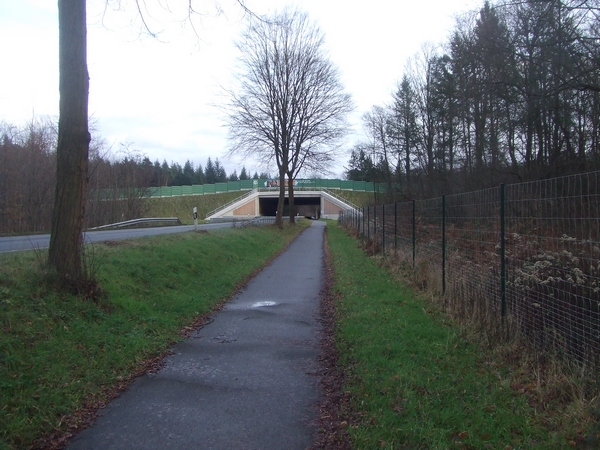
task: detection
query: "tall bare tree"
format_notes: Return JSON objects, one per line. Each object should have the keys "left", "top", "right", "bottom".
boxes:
{"left": 225, "top": 8, "right": 352, "bottom": 227}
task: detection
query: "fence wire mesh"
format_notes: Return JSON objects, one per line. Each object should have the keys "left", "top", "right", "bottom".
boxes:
{"left": 504, "top": 173, "right": 600, "bottom": 368}
{"left": 340, "top": 171, "right": 600, "bottom": 371}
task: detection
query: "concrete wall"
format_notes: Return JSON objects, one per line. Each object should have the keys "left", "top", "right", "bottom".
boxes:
{"left": 233, "top": 199, "right": 257, "bottom": 216}
{"left": 323, "top": 198, "right": 341, "bottom": 215}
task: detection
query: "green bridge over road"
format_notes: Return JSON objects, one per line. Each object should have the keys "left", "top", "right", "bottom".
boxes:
{"left": 145, "top": 179, "right": 386, "bottom": 198}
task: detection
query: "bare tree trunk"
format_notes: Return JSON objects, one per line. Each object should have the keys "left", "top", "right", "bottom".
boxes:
{"left": 287, "top": 177, "right": 296, "bottom": 224}
{"left": 275, "top": 168, "right": 285, "bottom": 229}
{"left": 48, "top": 0, "right": 90, "bottom": 285}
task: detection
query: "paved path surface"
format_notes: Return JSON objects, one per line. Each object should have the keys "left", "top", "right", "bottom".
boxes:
{"left": 67, "top": 221, "right": 326, "bottom": 450}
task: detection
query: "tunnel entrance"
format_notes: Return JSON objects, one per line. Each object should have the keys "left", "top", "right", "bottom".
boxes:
{"left": 259, "top": 196, "right": 321, "bottom": 218}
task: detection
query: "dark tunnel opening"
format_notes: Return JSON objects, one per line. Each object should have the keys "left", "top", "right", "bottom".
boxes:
{"left": 258, "top": 197, "right": 321, "bottom": 217}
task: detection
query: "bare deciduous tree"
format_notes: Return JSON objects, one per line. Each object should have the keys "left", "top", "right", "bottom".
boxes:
{"left": 225, "top": 8, "right": 353, "bottom": 227}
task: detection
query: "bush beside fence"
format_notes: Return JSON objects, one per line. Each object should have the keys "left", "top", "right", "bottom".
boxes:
{"left": 339, "top": 171, "right": 600, "bottom": 372}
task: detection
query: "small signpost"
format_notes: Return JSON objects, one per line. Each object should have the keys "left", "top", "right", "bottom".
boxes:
{"left": 193, "top": 207, "right": 198, "bottom": 231}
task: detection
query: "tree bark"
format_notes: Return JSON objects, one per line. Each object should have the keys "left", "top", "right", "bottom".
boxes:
{"left": 275, "top": 167, "right": 285, "bottom": 229}
{"left": 287, "top": 175, "right": 296, "bottom": 224}
{"left": 48, "top": 0, "right": 90, "bottom": 285}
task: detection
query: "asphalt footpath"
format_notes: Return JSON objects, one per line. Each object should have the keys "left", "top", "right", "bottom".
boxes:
{"left": 67, "top": 220, "right": 326, "bottom": 450}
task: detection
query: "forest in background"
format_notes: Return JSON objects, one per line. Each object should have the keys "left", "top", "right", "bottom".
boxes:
{"left": 347, "top": 0, "right": 600, "bottom": 200}
{"left": 0, "top": 118, "right": 270, "bottom": 235}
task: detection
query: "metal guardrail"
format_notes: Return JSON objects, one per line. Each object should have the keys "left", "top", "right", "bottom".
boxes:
{"left": 89, "top": 217, "right": 182, "bottom": 230}
{"left": 238, "top": 216, "right": 276, "bottom": 227}
{"left": 209, "top": 216, "right": 303, "bottom": 228}
{"left": 209, "top": 217, "right": 252, "bottom": 224}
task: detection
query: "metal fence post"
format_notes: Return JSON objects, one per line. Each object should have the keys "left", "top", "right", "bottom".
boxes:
{"left": 367, "top": 206, "right": 370, "bottom": 241}
{"left": 382, "top": 204, "right": 386, "bottom": 254}
{"left": 394, "top": 202, "right": 397, "bottom": 251}
{"left": 374, "top": 205, "right": 377, "bottom": 245}
{"left": 500, "top": 184, "right": 506, "bottom": 318}
{"left": 412, "top": 199, "right": 416, "bottom": 269}
{"left": 442, "top": 195, "right": 446, "bottom": 296}
{"left": 362, "top": 207, "right": 365, "bottom": 243}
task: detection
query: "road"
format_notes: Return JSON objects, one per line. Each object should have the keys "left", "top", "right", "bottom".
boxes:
{"left": 0, "top": 223, "right": 234, "bottom": 254}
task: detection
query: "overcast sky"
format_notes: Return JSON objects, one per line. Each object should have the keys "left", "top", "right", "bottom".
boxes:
{"left": 0, "top": 0, "right": 482, "bottom": 177}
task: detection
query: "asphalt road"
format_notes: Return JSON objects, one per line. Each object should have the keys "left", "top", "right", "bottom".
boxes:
{"left": 66, "top": 220, "right": 326, "bottom": 450}
{"left": 0, "top": 223, "right": 233, "bottom": 254}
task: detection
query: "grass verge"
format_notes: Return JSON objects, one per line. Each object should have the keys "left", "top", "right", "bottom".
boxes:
{"left": 144, "top": 192, "right": 243, "bottom": 224}
{"left": 326, "top": 221, "right": 599, "bottom": 449}
{"left": 0, "top": 222, "right": 308, "bottom": 450}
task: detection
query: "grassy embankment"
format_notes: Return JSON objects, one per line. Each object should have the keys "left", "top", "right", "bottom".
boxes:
{"left": 0, "top": 222, "right": 308, "bottom": 450}
{"left": 144, "top": 191, "right": 243, "bottom": 225}
{"left": 326, "top": 221, "right": 599, "bottom": 449}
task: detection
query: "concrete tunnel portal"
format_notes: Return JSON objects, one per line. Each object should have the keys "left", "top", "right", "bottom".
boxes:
{"left": 259, "top": 196, "right": 321, "bottom": 218}
{"left": 207, "top": 189, "right": 353, "bottom": 220}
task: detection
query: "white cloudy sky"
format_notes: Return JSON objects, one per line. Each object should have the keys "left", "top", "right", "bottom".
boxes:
{"left": 0, "top": 0, "right": 482, "bottom": 177}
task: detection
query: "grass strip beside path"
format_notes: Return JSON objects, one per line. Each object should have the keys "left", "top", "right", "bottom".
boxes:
{"left": 326, "top": 222, "right": 580, "bottom": 450}
{"left": 0, "top": 223, "right": 308, "bottom": 450}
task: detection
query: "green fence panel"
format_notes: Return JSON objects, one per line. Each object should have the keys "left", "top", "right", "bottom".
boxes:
{"left": 240, "top": 180, "right": 254, "bottom": 190}
{"left": 354, "top": 181, "right": 366, "bottom": 191}
{"left": 296, "top": 179, "right": 313, "bottom": 188}
{"left": 227, "top": 181, "right": 241, "bottom": 191}
{"left": 340, "top": 180, "right": 353, "bottom": 190}
{"left": 106, "top": 178, "right": 390, "bottom": 200}
{"left": 328, "top": 179, "right": 342, "bottom": 189}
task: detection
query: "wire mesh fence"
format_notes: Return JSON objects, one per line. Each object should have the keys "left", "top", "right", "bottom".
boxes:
{"left": 339, "top": 171, "right": 600, "bottom": 371}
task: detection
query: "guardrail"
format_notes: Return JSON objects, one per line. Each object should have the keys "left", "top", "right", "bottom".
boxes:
{"left": 238, "top": 216, "right": 277, "bottom": 227}
{"left": 208, "top": 216, "right": 302, "bottom": 228}
{"left": 89, "top": 217, "right": 182, "bottom": 230}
